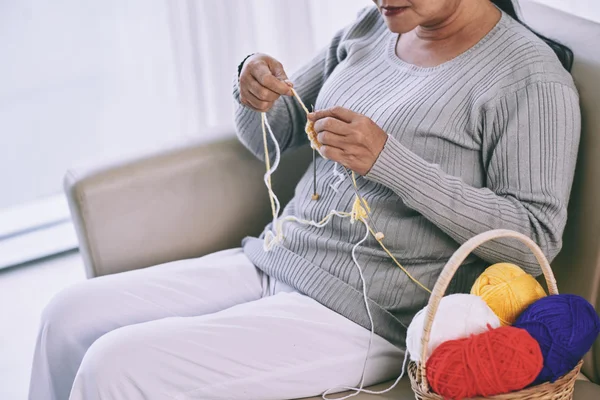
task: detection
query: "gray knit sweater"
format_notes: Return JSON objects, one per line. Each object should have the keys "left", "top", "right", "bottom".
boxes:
{"left": 232, "top": 7, "right": 580, "bottom": 347}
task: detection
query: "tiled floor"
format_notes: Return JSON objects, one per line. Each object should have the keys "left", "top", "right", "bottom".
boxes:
{"left": 0, "top": 251, "right": 85, "bottom": 400}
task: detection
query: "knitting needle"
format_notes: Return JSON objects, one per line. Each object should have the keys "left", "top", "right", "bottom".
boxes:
{"left": 311, "top": 149, "right": 320, "bottom": 200}
{"left": 310, "top": 102, "right": 320, "bottom": 201}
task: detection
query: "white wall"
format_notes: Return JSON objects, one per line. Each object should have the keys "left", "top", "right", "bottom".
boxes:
{"left": 531, "top": 0, "right": 600, "bottom": 22}
{"left": 308, "top": 0, "right": 371, "bottom": 49}
{"left": 0, "top": 0, "right": 181, "bottom": 210}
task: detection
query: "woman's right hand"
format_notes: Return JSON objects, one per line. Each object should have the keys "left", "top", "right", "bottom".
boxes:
{"left": 239, "top": 53, "right": 293, "bottom": 112}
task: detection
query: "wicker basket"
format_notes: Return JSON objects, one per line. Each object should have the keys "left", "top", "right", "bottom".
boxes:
{"left": 408, "top": 229, "right": 583, "bottom": 400}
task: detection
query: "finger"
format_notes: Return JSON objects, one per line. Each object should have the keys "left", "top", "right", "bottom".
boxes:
{"left": 317, "top": 131, "right": 347, "bottom": 149}
{"left": 241, "top": 89, "right": 271, "bottom": 112}
{"left": 252, "top": 63, "right": 292, "bottom": 96}
{"left": 308, "top": 106, "right": 356, "bottom": 123}
{"left": 247, "top": 79, "right": 279, "bottom": 102}
{"left": 313, "top": 117, "right": 350, "bottom": 136}
{"left": 242, "top": 71, "right": 279, "bottom": 102}
{"left": 319, "top": 145, "right": 346, "bottom": 164}
{"left": 259, "top": 74, "right": 292, "bottom": 96}
{"left": 269, "top": 60, "right": 294, "bottom": 93}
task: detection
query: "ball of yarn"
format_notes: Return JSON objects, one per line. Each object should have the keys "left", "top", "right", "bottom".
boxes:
{"left": 406, "top": 294, "right": 501, "bottom": 362}
{"left": 471, "top": 263, "right": 546, "bottom": 325}
{"left": 426, "top": 326, "right": 543, "bottom": 400}
{"left": 514, "top": 294, "right": 600, "bottom": 384}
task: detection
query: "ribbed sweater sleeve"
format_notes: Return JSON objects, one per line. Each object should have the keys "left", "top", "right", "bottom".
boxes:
{"left": 367, "top": 82, "right": 581, "bottom": 273}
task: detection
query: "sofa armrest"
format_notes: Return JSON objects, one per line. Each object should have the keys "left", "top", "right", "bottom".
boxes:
{"left": 64, "top": 127, "right": 311, "bottom": 278}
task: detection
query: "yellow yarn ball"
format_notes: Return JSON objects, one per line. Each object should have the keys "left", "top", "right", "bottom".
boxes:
{"left": 471, "top": 263, "right": 546, "bottom": 326}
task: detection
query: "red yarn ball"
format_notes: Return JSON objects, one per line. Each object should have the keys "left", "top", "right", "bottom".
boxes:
{"left": 426, "top": 326, "right": 543, "bottom": 400}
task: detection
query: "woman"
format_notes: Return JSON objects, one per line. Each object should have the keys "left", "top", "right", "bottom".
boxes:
{"left": 30, "top": 1, "right": 580, "bottom": 399}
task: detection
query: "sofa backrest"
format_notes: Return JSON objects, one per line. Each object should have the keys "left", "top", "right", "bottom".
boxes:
{"left": 520, "top": 0, "right": 600, "bottom": 383}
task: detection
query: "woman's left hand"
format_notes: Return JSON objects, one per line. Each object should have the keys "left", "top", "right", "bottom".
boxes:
{"left": 308, "top": 107, "right": 388, "bottom": 176}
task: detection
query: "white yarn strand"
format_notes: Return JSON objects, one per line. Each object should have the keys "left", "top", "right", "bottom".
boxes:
{"left": 330, "top": 162, "right": 346, "bottom": 193}
{"left": 262, "top": 113, "right": 283, "bottom": 250}
{"left": 321, "top": 219, "right": 409, "bottom": 400}
{"left": 323, "top": 350, "right": 410, "bottom": 399}
{"left": 259, "top": 111, "right": 407, "bottom": 399}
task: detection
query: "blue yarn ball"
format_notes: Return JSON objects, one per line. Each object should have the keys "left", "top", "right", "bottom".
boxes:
{"left": 514, "top": 294, "right": 600, "bottom": 384}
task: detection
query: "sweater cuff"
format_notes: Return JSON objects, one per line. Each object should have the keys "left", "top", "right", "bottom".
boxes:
{"left": 233, "top": 54, "right": 255, "bottom": 105}
{"left": 232, "top": 72, "right": 243, "bottom": 105}
{"left": 366, "top": 134, "right": 432, "bottom": 202}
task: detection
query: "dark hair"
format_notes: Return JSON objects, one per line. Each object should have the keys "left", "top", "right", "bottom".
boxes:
{"left": 491, "top": 0, "right": 574, "bottom": 71}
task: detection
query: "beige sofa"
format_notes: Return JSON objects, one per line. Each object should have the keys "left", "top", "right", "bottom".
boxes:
{"left": 64, "top": 1, "right": 600, "bottom": 398}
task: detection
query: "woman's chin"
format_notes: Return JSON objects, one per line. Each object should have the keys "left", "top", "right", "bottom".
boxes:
{"left": 384, "top": 20, "right": 418, "bottom": 34}
{"left": 382, "top": 14, "right": 419, "bottom": 34}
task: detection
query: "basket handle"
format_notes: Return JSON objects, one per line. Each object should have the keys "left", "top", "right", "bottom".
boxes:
{"left": 418, "top": 229, "right": 559, "bottom": 389}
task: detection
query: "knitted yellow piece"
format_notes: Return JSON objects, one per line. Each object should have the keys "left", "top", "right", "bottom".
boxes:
{"left": 305, "top": 120, "right": 321, "bottom": 150}
{"left": 351, "top": 195, "right": 370, "bottom": 223}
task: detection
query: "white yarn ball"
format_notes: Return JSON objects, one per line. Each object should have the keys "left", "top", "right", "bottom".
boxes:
{"left": 406, "top": 293, "right": 501, "bottom": 362}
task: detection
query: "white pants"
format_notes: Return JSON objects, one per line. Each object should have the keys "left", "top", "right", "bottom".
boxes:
{"left": 29, "top": 249, "right": 403, "bottom": 400}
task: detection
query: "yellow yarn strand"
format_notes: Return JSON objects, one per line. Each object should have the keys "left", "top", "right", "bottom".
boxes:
{"left": 351, "top": 171, "right": 358, "bottom": 186}
{"left": 290, "top": 88, "right": 310, "bottom": 115}
{"left": 370, "top": 225, "right": 432, "bottom": 294}
{"left": 350, "top": 172, "right": 432, "bottom": 294}
{"left": 291, "top": 87, "right": 321, "bottom": 150}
